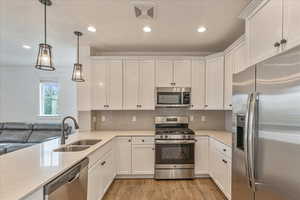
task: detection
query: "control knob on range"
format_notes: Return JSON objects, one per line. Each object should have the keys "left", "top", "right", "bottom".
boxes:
{"left": 164, "top": 135, "right": 168, "bottom": 139}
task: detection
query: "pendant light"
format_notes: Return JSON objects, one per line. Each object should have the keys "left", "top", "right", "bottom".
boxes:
{"left": 35, "top": 0, "right": 55, "bottom": 71}
{"left": 72, "top": 31, "right": 85, "bottom": 82}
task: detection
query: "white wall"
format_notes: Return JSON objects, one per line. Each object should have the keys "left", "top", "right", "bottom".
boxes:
{"left": 0, "top": 66, "right": 77, "bottom": 123}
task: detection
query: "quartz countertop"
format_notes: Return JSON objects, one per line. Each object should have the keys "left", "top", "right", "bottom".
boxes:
{"left": 0, "top": 130, "right": 231, "bottom": 200}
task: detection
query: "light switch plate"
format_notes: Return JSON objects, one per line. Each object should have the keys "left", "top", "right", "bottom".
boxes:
{"left": 132, "top": 115, "right": 137, "bottom": 122}
{"left": 189, "top": 115, "right": 194, "bottom": 122}
{"left": 201, "top": 115, "right": 206, "bottom": 122}
{"left": 101, "top": 115, "right": 106, "bottom": 122}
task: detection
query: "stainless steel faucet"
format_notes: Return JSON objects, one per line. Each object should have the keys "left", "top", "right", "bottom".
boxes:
{"left": 61, "top": 116, "right": 79, "bottom": 145}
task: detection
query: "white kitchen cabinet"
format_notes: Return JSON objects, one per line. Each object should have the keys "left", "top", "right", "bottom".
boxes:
{"left": 116, "top": 137, "right": 132, "bottom": 175}
{"left": 205, "top": 54, "right": 224, "bottom": 110}
{"left": 132, "top": 144, "right": 155, "bottom": 175}
{"left": 209, "top": 137, "right": 232, "bottom": 200}
{"left": 190, "top": 59, "right": 205, "bottom": 110}
{"left": 195, "top": 136, "right": 209, "bottom": 175}
{"left": 173, "top": 60, "right": 192, "bottom": 87}
{"left": 88, "top": 156, "right": 104, "bottom": 200}
{"left": 156, "top": 60, "right": 173, "bottom": 87}
{"left": 247, "top": 0, "right": 283, "bottom": 65}
{"left": 224, "top": 52, "right": 233, "bottom": 110}
{"left": 282, "top": 0, "right": 300, "bottom": 51}
{"left": 123, "top": 59, "right": 155, "bottom": 110}
{"left": 91, "top": 59, "right": 123, "bottom": 110}
{"left": 156, "top": 59, "right": 191, "bottom": 87}
{"left": 22, "top": 188, "right": 43, "bottom": 200}
{"left": 233, "top": 41, "right": 247, "bottom": 74}
{"left": 88, "top": 149, "right": 115, "bottom": 200}
{"left": 123, "top": 60, "right": 139, "bottom": 110}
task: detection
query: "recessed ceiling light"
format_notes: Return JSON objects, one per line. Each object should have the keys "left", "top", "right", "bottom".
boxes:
{"left": 22, "top": 45, "right": 31, "bottom": 49}
{"left": 143, "top": 26, "right": 152, "bottom": 33}
{"left": 197, "top": 26, "right": 207, "bottom": 33}
{"left": 87, "top": 26, "right": 97, "bottom": 32}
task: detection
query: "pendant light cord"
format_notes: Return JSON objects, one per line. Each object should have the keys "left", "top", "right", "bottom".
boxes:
{"left": 77, "top": 35, "right": 80, "bottom": 63}
{"left": 44, "top": 2, "right": 47, "bottom": 44}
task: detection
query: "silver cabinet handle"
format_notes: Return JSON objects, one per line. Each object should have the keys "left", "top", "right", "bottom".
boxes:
{"left": 101, "top": 161, "right": 106, "bottom": 166}
{"left": 280, "top": 39, "right": 287, "bottom": 45}
{"left": 274, "top": 42, "right": 280, "bottom": 48}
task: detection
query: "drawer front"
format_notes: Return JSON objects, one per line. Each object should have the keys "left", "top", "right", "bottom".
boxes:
{"left": 211, "top": 138, "right": 232, "bottom": 158}
{"left": 132, "top": 136, "right": 154, "bottom": 144}
{"left": 88, "top": 139, "right": 114, "bottom": 168}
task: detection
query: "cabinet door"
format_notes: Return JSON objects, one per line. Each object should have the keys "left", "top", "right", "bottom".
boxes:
{"left": 233, "top": 41, "right": 247, "bottom": 74}
{"left": 224, "top": 52, "right": 233, "bottom": 110}
{"left": 283, "top": 0, "right": 300, "bottom": 51}
{"left": 101, "top": 150, "right": 115, "bottom": 196}
{"left": 156, "top": 60, "right": 173, "bottom": 87}
{"left": 191, "top": 60, "right": 205, "bottom": 110}
{"left": 205, "top": 56, "right": 224, "bottom": 110}
{"left": 248, "top": 0, "right": 283, "bottom": 65}
{"left": 173, "top": 60, "right": 192, "bottom": 87}
{"left": 88, "top": 159, "right": 103, "bottom": 200}
{"left": 139, "top": 60, "right": 155, "bottom": 110}
{"left": 195, "top": 136, "right": 209, "bottom": 174}
{"left": 116, "top": 137, "right": 132, "bottom": 175}
{"left": 209, "top": 138, "right": 217, "bottom": 179}
{"left": 91, "top": 60, "right": 108, "bottom": 110}
{"left": 132, "top": 144, "right": 155, "bottom": 175}
{"left": 123, "top": 60, "right": 139, "bottom": 110}
{"left": 107, "top": 60, "right": 123, "bottom": 110}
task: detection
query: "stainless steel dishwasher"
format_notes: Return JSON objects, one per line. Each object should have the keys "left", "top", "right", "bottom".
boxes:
{"left": 44, "top": 158, "right": 89, "bottom": 200}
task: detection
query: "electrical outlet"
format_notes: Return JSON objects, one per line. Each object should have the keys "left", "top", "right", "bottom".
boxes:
{"left": 132, "top": 115, "right": 137, "bottom": 122}
{"left": 92, "top": 116, "right": 97, "bottom": 123}
{"left": 189, "top": 115, "right": 194, "bottom": 122}
{"left": 101, "top": 115, "right": 106, "bottom": 122}
{"left": 201, "top": 115, "right": 206, "bottom": 122}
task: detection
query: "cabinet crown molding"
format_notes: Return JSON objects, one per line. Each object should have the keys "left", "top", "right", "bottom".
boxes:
{"left": 239, "top": 0, "right": 265, "bottom": 19}
{"left": 205, "top": 52, "right": 224, "bottom": 60}
{"left": 224, "top": 35, "right": 246, "bottom": 55}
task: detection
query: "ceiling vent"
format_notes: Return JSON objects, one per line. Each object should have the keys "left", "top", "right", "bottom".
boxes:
{"left": 130, "top": 1, "right": 156, "bottom": 20}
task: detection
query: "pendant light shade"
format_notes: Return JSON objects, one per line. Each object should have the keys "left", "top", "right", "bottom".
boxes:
{"left": 35, "top": 0, "right": 55, "bottom": 71}
{"left": 72, "top": 31, "right": 85, "bottom": 82}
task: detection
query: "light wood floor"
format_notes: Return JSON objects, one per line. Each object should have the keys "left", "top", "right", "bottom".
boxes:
{"left": 103, "top": 178, "right": 227, "bottom": 200}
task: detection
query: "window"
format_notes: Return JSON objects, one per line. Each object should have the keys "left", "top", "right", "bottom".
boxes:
{"left": 39, "top": 81, "right": 60, "bottom": 116}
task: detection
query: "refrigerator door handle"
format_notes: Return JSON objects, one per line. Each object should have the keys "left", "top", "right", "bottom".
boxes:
{"left": 248, "top": 92, "right": 258, "bottom": 192}
{"left": 244, "top": 93, "right": 253, "bottom": 188}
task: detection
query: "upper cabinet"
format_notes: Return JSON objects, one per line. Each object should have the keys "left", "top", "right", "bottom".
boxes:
{"left": 247, "top": 0, "right": 283, "bottom": 66}
{"left": 91, "top": 59, "right": 123, "bottom": 110}
{"left": 156, "top": 59, "right": 191, "bottom": 87}
{"left": 123, "top": 59, "right": 155, "bottom": 110}
{"left": 246, "top": 0, "right": 300, "bottom": 66}
{"left": 205, "top": 54, "right": 224, "bottom": 110}
{"left": 224, "top": 51, "right": 233, "bottom": 110}
{"left": 282, "top": 0, "right": 300, "bottom": 51}
{"left": 190, "top": 59, "right": 205, "bottom": 110}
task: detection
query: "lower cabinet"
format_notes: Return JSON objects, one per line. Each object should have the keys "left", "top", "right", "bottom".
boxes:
{"left": 132, "top": 144, "right": 155, "bottom": 175}
{"left": 209, "top": 138, "right": 232, "bottom": 199}
{"left": 116, "top": 137, "right": 132, "bottom": 175}
{"left": 195, "top": 136, "right": 209, "bottom": 175}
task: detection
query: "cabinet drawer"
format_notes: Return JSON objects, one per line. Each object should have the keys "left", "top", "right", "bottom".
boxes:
{"left": 88, "top": 139, "right": 114, "bottom": 168}
{"left": 132, "top": 136, "right": 154, "bottom": 144}
{"left": 211, "top": 138, "right": 231, "bottom": 158}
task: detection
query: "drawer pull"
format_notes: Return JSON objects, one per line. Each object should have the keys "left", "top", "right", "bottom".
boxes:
{"left": 128, "top": 139, "right": 131, "bottom": 142}
{"left": 274, "top": 42, "right": 280, "bottom": 48}
{"left": 280, "top": 39, "right": 287, "bottom": 45}
{"left": 222, "top": 159, "right": 228, "bottom": 164}
{"left": 142, "top": 139, "right": 145, "bottom": 142}
{"left": 223, "top": 149, "right": 226, "bottom": 152}
{"left": 101, "top": 161, "right": 106, "bottom": 166}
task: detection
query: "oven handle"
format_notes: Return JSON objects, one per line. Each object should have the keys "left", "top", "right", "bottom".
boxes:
{"left": 155, "top": 140, "right": 196, "bottom": 144}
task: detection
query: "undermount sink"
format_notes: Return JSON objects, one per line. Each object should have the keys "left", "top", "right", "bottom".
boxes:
{"left": 70, "top": 139, "right": 102, "bottom": 146}
{"left": 53, "top": 145, "right": 90, "bottom": 152}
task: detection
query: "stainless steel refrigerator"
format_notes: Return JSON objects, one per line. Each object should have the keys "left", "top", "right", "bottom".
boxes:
{"left": 232, "top": 45, "right": 300, "bottom": 200}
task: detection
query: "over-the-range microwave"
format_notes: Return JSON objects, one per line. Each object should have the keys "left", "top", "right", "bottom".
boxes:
{"left": 155, "top": 87, "right": 191, "bottom": 108}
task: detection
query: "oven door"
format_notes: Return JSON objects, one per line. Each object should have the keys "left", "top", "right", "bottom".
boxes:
{"left": 155, "top": 140, "right": 195, "bottom": 167}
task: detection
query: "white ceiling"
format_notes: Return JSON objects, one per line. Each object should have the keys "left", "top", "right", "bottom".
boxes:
{"left": 0, "top": 0, "right": 250, "bottom": 67}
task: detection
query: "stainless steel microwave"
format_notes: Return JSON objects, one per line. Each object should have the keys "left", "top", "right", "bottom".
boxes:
{"left": 156, "top": 87, "right": 191, "bottom": 107}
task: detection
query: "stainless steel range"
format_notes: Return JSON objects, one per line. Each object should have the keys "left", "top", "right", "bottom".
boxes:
{"left": 154, "top": 116, "right": 195, "bottom": 179}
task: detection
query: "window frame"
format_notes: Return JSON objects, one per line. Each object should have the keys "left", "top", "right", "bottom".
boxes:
{"left": 39, "top": 80, "right": 60, "bottom": 117}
